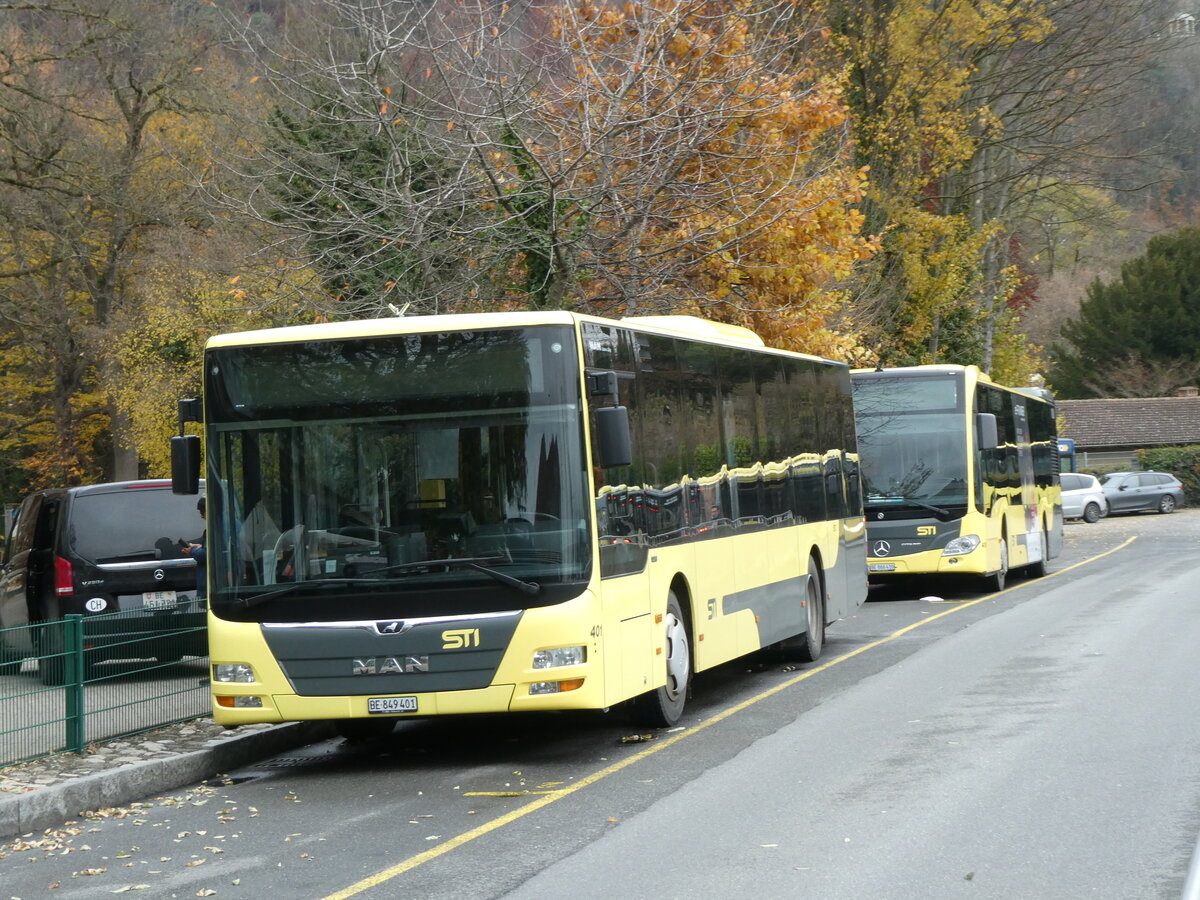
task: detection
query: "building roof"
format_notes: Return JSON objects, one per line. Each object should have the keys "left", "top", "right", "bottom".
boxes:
{"left": 1058, "top": 396, "right": 1200, "bottom": 449}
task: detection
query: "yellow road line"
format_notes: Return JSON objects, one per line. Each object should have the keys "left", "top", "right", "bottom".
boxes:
{"left": 321, "top": 537, "right": 1135, "bottom": 900}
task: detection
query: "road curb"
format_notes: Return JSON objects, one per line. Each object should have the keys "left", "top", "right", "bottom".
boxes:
{"left": 0, "top": 720, "right": 336, "bottom": 842}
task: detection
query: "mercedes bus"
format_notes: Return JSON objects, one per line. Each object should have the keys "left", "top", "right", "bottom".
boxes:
{"left": 851, "top": 365, "right": 1062, "bottom": 591}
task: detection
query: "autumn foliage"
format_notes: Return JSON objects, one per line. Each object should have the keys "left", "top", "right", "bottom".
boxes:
{"left": 529, "top": 0, "right": 878, "bottom": 357}
{"left": 0, "top": 0, "right": 1183, "bottom": 494}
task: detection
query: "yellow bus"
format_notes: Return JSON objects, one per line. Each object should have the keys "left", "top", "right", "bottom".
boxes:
{"left": 850, "top": 365, "right": 1062, "bottom": 591}
{"left": 172, "top": 312, "right": 866, "bottom": 739}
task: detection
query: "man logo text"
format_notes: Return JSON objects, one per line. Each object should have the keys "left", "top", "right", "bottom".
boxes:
{"left": 352, "top": 657, "right": 430, "bottom": 675}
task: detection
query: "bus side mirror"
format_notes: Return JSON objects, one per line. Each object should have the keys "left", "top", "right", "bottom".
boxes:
{"left": 594, "top": 406, "right": 632, "bottom": 469}
{"left": 976, "top": 413, "right": 998, "bottom": 451}
{"left": 171, "top": 435, "right": 202, "bottom": 494}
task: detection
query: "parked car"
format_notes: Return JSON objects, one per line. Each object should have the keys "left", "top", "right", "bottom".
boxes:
{"left": 1060, "top": 472, "right": 1108, "bottom": 523}
{"left": 1100, "top": 471, "right": 1186, "bottom": 515}
{"left": 0, "top": 480, "right": 206, "bottom": 683}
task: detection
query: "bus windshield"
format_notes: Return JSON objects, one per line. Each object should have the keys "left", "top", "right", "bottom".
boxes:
{"left": 852, "top": 373, "right": 969, "bottom": 510}
{"left": 203, "top": 326, "right": 591, "bottom": 620}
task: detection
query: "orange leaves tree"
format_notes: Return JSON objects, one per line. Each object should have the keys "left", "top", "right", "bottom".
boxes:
{"left": 529, "top": 0, "right": 877, "bottom": 357}
{"left": 235, "top": 0, "right": 875, "bottom": 357}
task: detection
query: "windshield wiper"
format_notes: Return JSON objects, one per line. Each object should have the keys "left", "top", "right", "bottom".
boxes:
{"left": 864, "top": 495, "right": 953, "bottom": 520}
{"left": 225, "top": 558, "right": 541, "bottom": 610}
{"left": 364, "top": 557, "right": 541, "bottom": 596}
{"left": 226, "top": 578, "right": 382, "bottom": 610}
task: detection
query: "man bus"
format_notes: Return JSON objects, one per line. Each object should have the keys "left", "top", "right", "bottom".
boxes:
{"left": 851, "top": 365, "right": 1062, "bottom": 592}
{"left": 172, "top": 311, "right": 866, "bottom": 739}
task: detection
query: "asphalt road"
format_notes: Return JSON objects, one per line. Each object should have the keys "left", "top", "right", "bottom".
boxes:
{"left": 2, "top": 509, "right": 1198, "bottom": 900}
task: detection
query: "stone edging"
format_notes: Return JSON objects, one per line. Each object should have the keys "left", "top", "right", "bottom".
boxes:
{"left": 0, "top": 720, "right": 336, "bottom": 841}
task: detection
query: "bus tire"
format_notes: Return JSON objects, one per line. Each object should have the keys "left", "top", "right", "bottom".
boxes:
{"left": 793, "top": 558, "right": 824, "bottom": 663}
{"left": 630, "top": 590, "right": 690, "bottom": 728}
{"left": 336, "top": 718, "right": 396, "bottom": 742}
{"left": 983, "top": 537, "right": 1008, "bottom": 593}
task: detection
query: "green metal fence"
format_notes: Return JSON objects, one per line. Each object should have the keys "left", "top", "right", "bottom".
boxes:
{"left": 0, "top": 611, "right": 210, "bottom": 768}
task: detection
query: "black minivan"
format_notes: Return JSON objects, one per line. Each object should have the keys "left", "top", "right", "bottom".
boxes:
{"left": 0, "top": 480, "right": 207, "bottom": 683}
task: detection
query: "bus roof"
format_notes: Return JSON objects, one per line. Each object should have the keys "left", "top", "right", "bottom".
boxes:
{"left": 204, "top": 311, "right": 841, "bottom": 365}
{"left": 852, "top": 363, "right": 981, "bottom": 378}
{"left": 852, "top": 364, "right": 1054, "bottom": 402}
{"left": 205, "top": 310, "right": 580, "bottom": 349}
{"left": 619, "top": 315, "right": 764, "bottom": 347}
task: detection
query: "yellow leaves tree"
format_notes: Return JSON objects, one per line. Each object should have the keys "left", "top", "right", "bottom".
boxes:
{"left": 815, "top": 0, "right": 1052, "bottom": 373}
{"left": 110, "top": 242, "right": 322, "bottom": 477}
{"left": 0, "top": 2, "right": 316, "bottom": 490}
{"left": 818, "top": 0, "right": 1163, "bottom": 383}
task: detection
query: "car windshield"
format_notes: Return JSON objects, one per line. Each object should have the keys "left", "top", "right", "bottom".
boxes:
{"left": 203, "top": 326, "right": 591, "bottom": 621}
{"left": 69, "top": 486, "right": 206, "bottom": 563}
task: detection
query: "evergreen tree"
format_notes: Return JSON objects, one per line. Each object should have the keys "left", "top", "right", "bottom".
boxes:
{"left": 1049, "top": 227, "right": 1200, "bottom": 398}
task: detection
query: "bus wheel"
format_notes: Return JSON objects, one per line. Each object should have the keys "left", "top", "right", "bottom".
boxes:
{"left": 983, "top": 538, "right": 1008, "bottom": 593}
{"left": 791, "top": 558, "right": 824, "bottom": 663}
{"left": 336, "top": 718, "right": 396, "bottom": 742}
{"left": 630, "top": 591, "right": 690, "bottom": 728}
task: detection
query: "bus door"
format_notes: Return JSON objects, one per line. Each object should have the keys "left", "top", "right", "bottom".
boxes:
{"left": 595, "top": 485, "right": 654, "bottom": 704}
{"left": 1012, "top": 400, "right": 1042, "bottom": 564}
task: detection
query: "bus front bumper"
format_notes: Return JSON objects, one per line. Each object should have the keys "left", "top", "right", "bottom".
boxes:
{"left": 867, "top": 542, "right": 992, "bottom": 578}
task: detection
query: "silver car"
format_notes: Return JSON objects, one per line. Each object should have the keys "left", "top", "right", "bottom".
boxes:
{"left": 1060, "top": 472, "right": 1108, "bottom": 523}
{"left": 1100, "top": 471, "right": 1186, "bottom": 515}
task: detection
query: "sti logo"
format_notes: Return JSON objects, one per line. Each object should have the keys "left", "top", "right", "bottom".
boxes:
{"left": 442, "top": 628, "right": 481, "bottom": 650}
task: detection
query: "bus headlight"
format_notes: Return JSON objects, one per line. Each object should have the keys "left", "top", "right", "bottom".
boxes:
{"left": 942, "top": 535, "right": 981, "bottom": 556}
{"left": 213, "top": 663, "right": 256, "bottom": 683}
{"left": 533, "top": 646, "right": 586, "bottom": 669}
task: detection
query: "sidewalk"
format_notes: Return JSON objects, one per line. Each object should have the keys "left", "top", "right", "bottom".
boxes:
{"left": 0, "top": 717, "right": 336, "bottom": 842}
